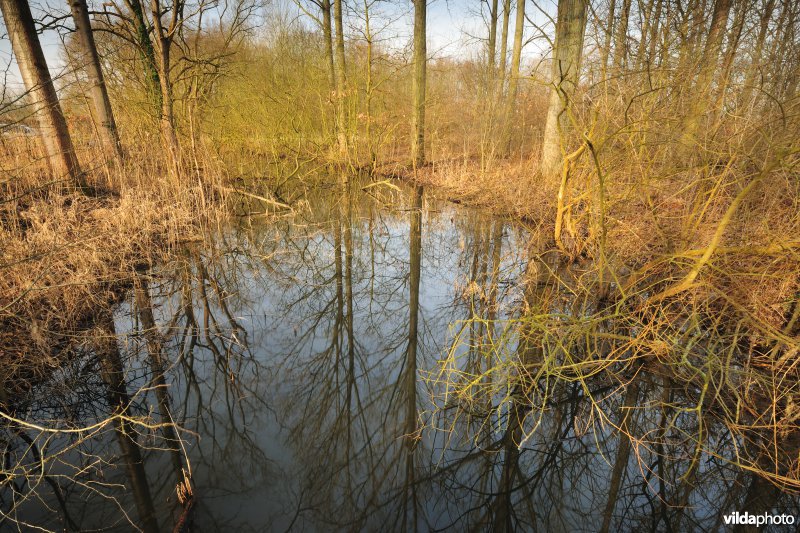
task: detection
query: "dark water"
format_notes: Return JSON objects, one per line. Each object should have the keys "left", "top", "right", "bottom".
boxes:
{"left": 4, "top": 179, "right": 800, "bottom": 532}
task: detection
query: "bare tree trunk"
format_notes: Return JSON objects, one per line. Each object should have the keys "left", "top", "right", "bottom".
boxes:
{"left": 126, "top": 0, "right": 162, "bottom": 114}
{"left": 321, "top": 0, "right": 336, "bottom": 88}
{"left": 69, "top": 0, "right": 123, "bottom": 163}
{"left": 681, "top": 0, "right": 731, "bottom": 146}
{"left": 0, "top": 0, "right": 84, "bottom": 188}
{"left": 740, "top": 0, "right": 777, "bottom": 107}
{"left": 150, "top": 0, "right": 180, "bottom": 165}
{"left": 488, "top": 0, "right": 499, "bottom": 79}
{"left": 612, "top": 0, "right": 631, "bottom": 69}
{"left": 498, "top": 0, "right": 511, "bottom": 90}
{"left": 714, "top": 0, "right": 746, "bottom": 110}
{"left": 645, "top": 0, "right": 664, "bottom": 69}
{"left": 96, "top": 313, "right": 160, "bottom": 533}
{"left": 540, "top": 0, "right": 587, "bottom": 180}
{"left": 601, "top": 0, "right": 616, "bottom": 76}
{"left": 411, "top": 0, "right": 427, "bottom": 167}
{"left": 501, "top": 0, "right": 525, "bottom": 154}
{"left": 333, "top": 0, "right": 348, "bottom": 157}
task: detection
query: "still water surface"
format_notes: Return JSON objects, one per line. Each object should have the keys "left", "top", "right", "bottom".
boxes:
{"left": 6, "top": 179, "right": 800, "bottom": 531}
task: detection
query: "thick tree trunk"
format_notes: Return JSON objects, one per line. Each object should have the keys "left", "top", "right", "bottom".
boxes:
{"left": 540, "top": 0, "right": 587, "bottom": 180}
{"left": 411, "top": 0, "right": 426, "bottom": 167}
{"left": 1, "top": 0, "right": 84, "bottom": 187}
{"left": 69, "top": 0, "right": 123, "bottom": 163}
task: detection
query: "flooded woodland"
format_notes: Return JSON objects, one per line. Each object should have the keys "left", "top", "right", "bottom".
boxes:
{"left": 2, "top": 0, "right": 800, "bottom": 531}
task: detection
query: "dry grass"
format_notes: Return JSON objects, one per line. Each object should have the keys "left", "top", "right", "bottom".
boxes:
{"left": 0, "top": 141, "right": 228, "bottom": 394}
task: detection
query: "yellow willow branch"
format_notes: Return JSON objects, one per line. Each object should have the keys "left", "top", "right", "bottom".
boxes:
{"left": 651, "top": 155, "right": 790, "bottom": 302}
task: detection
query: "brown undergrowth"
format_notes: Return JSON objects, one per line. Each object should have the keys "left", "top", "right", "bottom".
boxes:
{"left": 0, "top": 150, "right": 227, "bottom": 396}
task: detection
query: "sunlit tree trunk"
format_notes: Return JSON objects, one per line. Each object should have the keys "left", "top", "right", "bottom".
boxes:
{"left": 500, "top": 0, "right": 524, "bottom": 154}
{"left": 540, "top": 0, "right": 587, "bottom": 180}
{"left": 126, "top": 0, "right": 162, "bottom": 114}
{"left": 612, "top": 0, "right": 631, "bottom": 69}
{"left": 333, "top": 0, "right": 348, "bottom": 157}
{"left": 150, "top": 0, "right": 180, "bottom": 164}
{"left": 411, "top": 0, "right": 427, "bottom": 167}
{"left": 645, "top": 0, "right": 664, "bottom": 70}
{"left": 0, "top": 0, "right": 84, "bottom": 188}
{"left": 363, "top": 0, "right": 376, "bottom": 167}
{"left": 488, "top": 0, "right": 499, "bottom": 80}
{"left": 740, "top": 0, "right": 777, "bottom": 107}
{"left": 69, "top": 0, "right": 123, "bottom": 163}
{"left": 497, "top": 0, "right": 511, "bottom": 91}
{"left": 713, "top": 0, "right": 746, "bottom": 110}
{"left": 681, "top": 0, "right": 731, "bottom": 146}
{"left": 600, "top": 0, "right": 616, "bottom": 76}
{"left": 321, "top": 0, "right": 335, "bottom": 88}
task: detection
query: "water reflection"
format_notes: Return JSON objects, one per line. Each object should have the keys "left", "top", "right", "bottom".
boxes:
{"left": 3, "top": 177, "right": 799, "bottom": 531}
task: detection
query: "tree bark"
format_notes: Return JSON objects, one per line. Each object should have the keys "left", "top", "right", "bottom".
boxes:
{"left": 501, "top": 0, "right": 525, "bottom": 154}
{"left": 333, "top": 0, "right": 348, "bottom": 156}
{"left": 681, "top": 0, "right": 731, "bottom": 146}
{"left": 411, "top": 0, "right": 427, "bottom": 167}
{"left": 612, "top": 0, "right": 631, "bottom": 70}
{"left": 126, "top": 0, "right": 162, "bottom": 114}
{"left": 540, "top": 0, "right": 587, "bottom": 179}
{"left": 600, "top": 0, "right": 616, "bottom": 76}
{"left": 69, "top": 0, "right": 123, "bottom": 163}
{"left": 0, "top": 0, "right": 84, "bottom": 188}
{"left": 321, "top": 0, "right": 335, "bottom": 88}
{"left": 488, "top": 0, "right": 499, "bottom": 79}
{"left": 149, "top": 0, "right": 180, "bottom": 166}
{"left": 498, "top": 0, "right": 511, "bottom": 91}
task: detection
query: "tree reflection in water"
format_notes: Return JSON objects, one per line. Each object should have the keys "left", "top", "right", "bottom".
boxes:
{"left": 3, "top": 177, "right": 800, "bottom": 531}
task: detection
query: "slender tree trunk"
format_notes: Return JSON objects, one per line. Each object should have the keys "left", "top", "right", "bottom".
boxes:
{"left": 0, "top": 0, "right": 84, "bottom": 188}
{"left": 540, "top": 0, "right": 587, "bottom": 179}
{"left": 321, "top": 0, "right": 335, "bottom": 88}
{"left": 134, "top": 275, "right": 183, "bottom": 475}
{"left": 96, "top": 314, "right": 160, "bottom": 533}
{"left": 645, "top": 0, "right": 664, "bottom": 70}
{"left": 599, "top": 381, "right": 640, "bottom": 533}
{"left": 488, "top": 0, "right": 499, "bottom": 80}
{"left": 333, "top": 0, "right": 348, "bottom": 157}
{"left": 411, "top": 0, "right": 427, "bottom": 167}
{"left": 601, "top": 0, "right": 616, "bottom": 76}
{"left": 69, "top": 0, "right": 123, "bottom": 163}
{"left": 498, "top": 0, "right": 511, "bottom": 90}
{"left": 741, "top": 0, "right": 776, "bottom": 107}
{"left": 126, "top": 0, "right": 161, "bottom": 114}
{"left": 149, "top": 1, "right": 180, "bottom": 168}
{"left": 612, "top": 0, "right": 631, "bottom": 69}
{"left": 681, "top": 0, "right": 731, "bottom": 146}
{"left": 501, "top": 0, "right": 525, "bottom": 155}
{"left": 714, "top": 0, "right": 746, "bottom": 110}
{"left": 363, "top": 0, "right": 376, "bottom": 167}
{"left": 402, "top": 184, "right": 422, "bottom": 530}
